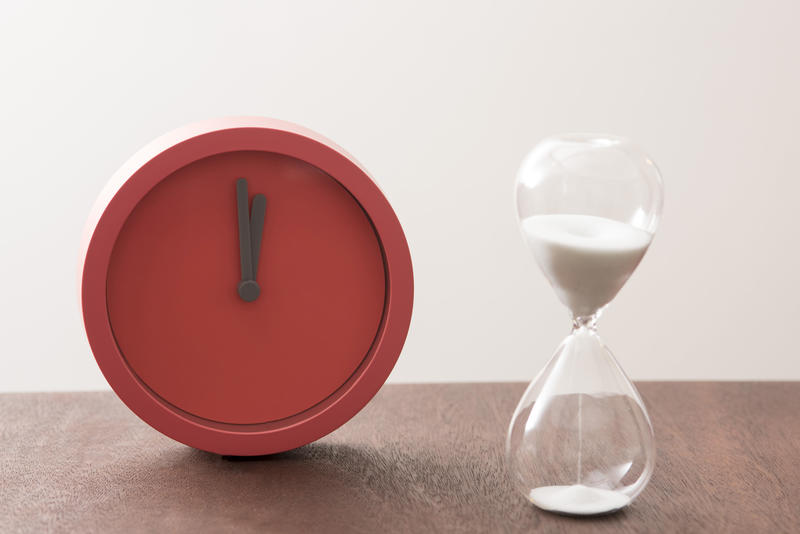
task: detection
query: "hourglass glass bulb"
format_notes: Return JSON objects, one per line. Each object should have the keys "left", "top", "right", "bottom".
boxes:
{"left": 505, "top": 325, "right": 655, "bottom": 515}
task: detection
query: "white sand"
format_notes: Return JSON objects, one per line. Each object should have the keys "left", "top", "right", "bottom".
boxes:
{"left": 529, "top": 484, "right": 631, "bottom": 515}
{"left": 521, "top": 214, "right": 652, "bottom": 317}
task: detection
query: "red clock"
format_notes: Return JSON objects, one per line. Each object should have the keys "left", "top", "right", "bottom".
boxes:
{"left": 80, "top": 117, "right": 413, "bottom": 455}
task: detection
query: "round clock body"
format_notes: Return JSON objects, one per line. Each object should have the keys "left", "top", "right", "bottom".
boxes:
{"left": 80, "top": 117, "right": 413, "bottom": 455}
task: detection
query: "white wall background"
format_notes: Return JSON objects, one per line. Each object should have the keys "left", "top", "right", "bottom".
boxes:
{"left": 1, "top": 0, "right": 799, "bottom": 392}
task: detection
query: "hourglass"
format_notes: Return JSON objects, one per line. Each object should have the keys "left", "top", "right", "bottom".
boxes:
{"left": 506, "top": 134, "right": 663, "bottom": 515}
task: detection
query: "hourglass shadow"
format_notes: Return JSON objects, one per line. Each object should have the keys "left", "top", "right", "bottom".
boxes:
{"left": 540, "top": 505, "right": 630, "bottom": 519}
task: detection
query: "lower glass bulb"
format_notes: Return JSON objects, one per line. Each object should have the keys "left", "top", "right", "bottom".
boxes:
{"left": 505, "top": 324, "right": 655, "bottom": 515}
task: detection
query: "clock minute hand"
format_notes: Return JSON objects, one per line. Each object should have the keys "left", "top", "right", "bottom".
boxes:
{"left": 236, "top": 178, "right": 260, "bottom": 302}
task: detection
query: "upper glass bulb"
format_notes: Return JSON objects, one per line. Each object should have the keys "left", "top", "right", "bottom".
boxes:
{"left": 516, "top": 134, "right": 664, "bottom": 319}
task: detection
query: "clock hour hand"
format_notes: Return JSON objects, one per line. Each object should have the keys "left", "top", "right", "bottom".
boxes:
{"left": 236, "top": 178, "right": 261, "bottom": 302}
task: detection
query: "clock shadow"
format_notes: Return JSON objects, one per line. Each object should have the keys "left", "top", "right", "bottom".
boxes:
{"left": 99, "top": 440, "right": 627, "bottom": 532}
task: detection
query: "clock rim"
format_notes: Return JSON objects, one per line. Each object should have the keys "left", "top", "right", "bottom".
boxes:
{"left": 80, "top": 117, "right": 413, "bottom": 455}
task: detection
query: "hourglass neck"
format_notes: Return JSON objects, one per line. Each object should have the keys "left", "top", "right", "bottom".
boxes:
{"left": 572, "top": 311, "right": 601, "bottom": 331}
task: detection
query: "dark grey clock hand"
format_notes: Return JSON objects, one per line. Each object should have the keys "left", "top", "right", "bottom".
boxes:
{"left": 236, "top": 178, "right": 260, "bottom": 302}
{"left": 249, "top": 194, "right": 266, "bottom": 276}
{"left": 236, "top": 178, "right": 254, "bottom": 282}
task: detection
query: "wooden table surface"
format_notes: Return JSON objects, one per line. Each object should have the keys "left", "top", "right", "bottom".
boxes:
{"left": 1, "top": 383, "right": 798, "bottom": 533}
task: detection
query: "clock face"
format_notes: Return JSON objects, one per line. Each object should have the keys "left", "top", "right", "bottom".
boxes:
{"left": 106, "top": 151, "right": 386, "bottom": 424}
{"left": 81, "top": 118, "right": 413, "bottom": 454}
